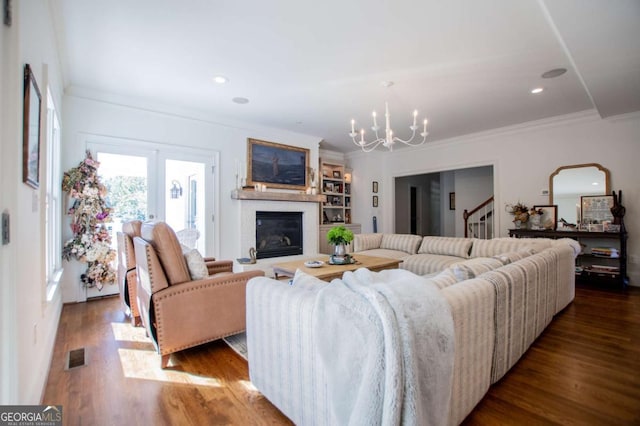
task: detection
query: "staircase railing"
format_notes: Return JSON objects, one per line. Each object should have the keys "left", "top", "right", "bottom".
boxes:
{"left": 463, "top": 196, "right": 494, "bottom": 238}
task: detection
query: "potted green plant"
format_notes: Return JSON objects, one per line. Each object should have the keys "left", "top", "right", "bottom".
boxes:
{"left": 327, "top": 225, "right": 354, "bottom": 263}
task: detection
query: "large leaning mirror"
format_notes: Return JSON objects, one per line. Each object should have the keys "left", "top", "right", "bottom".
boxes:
{"left": 549, "top": 163, "right": 610, "bottom": 225}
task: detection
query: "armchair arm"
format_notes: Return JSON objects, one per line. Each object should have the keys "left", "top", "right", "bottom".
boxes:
{"left": 205, "top": 259, "right": 233, "bottom": 275}
{"left": 151, "top": 270, "right": 264, "bottom": 357}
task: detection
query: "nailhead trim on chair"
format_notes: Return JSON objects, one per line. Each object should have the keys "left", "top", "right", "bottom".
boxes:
{"left": 154, "top": 277, "right": 251, "bottom": 355}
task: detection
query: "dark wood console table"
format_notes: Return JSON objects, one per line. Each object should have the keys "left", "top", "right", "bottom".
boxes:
{"left": 509, "top": 228, "right": 628, "bottom": 288}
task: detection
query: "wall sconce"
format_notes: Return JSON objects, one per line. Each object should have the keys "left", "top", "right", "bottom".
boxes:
{"left": 170, "top": 180, "right": 183, "bottom": 199}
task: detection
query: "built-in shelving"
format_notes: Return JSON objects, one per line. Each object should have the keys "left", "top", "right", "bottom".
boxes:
{"left": 319, "top": 161, "right": 352, "bottom": 224}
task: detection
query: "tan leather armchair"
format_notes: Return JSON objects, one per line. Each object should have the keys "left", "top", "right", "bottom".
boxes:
{"left": 133, "top": 221, "right": 264, "bottom": 368}
{"left": 116, "top": 220, "right": 143, "bottom": 326}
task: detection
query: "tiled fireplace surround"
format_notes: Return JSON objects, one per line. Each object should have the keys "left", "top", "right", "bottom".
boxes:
{"left": 236, "top": 198, "right": 319, "bottom": 276}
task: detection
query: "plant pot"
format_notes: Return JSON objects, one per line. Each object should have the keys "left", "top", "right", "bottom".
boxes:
{"left": 333, "top": 243, "right": 347, "bottom": 259}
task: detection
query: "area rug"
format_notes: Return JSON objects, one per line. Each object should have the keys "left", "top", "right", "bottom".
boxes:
{"left": 223, "top": 332, "right": 247, "bottom": 360}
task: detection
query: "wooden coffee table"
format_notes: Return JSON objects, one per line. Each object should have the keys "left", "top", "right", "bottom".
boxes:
{"left": 272, "top": 254, "right": 402, "bottom": 282}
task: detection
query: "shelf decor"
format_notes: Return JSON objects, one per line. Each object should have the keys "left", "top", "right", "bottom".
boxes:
{"left": 62, "top": 151, "right": 116, "bottom": 290}
{"left": 581, "top": 195, "right": 614, "bottom": 226}
{"left": 533, "top": 205, "right": 558, "bottom": 230}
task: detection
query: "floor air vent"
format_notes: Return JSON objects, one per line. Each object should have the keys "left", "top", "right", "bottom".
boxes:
{"left": 66, "top": 347, "right": 86, "bottom": 369}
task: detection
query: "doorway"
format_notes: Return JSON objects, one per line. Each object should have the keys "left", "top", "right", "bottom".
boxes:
{"left": 85, "top": 140, "right": 218, "bottom": 299}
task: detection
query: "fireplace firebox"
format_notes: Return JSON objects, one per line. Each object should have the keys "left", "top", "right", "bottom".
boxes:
{"left": 255, "top": 211, "right": 303, "bottom": 259}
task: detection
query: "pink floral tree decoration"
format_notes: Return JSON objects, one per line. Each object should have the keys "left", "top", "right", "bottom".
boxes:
{"left": 62, "top": 151, "right": 116, "bottom": 290}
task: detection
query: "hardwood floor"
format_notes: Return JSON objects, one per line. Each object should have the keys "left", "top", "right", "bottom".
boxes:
{"left": 43, "top": 285, "right": 640, "bottom": 425}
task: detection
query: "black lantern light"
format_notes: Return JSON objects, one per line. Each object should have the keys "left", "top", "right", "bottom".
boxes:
{"left": 170, "top": 180, "right": 183, "bottom": 199}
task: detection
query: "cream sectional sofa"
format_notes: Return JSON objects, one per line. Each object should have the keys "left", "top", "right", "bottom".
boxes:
{"left": 246, "top": 236, "right": 580, "bottom": 425}
{"left": 354, "top": 233, "right": 566, "bottom": 276}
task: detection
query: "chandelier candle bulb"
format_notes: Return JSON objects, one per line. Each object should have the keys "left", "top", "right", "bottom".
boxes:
{"left": 351, "top": 119, "right": 355, "bottom": 133}
{"left": 413, "top": 110, "right": 418, "bottom": 127}
{"left": 423, "top": 119, "right": 427, "bottom": 133}
{"left": 373, "top": 111, "right": 378, "bottom": 127}
{"left": 385, "top": 102, "right": 390, "bottom": 130}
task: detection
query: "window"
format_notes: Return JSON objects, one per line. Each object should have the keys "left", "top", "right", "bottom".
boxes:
{"left": 45, "top": 90, "right": 62, "bottom": 301}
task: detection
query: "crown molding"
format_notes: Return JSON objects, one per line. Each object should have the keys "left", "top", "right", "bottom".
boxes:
{"left": 345, "top": 109, "right": 604, "bottom": 161}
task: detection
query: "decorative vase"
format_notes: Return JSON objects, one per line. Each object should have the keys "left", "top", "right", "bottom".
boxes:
{"left": 333, "top": 243, "right": 347, "bottom": 259}
{"left": 514, "top": 220, "right": 522, "bottom": 229}
{"left": 529, "top": 214, "right": 541, "bottom": 230}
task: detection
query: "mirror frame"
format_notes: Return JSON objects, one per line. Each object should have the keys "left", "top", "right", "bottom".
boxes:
{"left": 548, "top": 163, "right": 611, "bottom": 205}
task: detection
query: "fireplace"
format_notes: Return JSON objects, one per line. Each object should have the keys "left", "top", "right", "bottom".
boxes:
{"left": 255, "top": 211, "right": 303, "bottom": 259}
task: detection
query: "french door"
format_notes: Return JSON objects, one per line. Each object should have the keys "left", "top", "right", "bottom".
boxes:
{"left": 86, "top": 139, "right": 219, "bottom": 295}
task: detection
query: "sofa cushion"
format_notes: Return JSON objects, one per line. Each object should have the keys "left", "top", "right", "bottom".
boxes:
{"left": 401, "top": 254, "right": 462, "bottom": 276}
{"left": 380, "top": 234, "right": 423, "bottom": 255}
{"left": 418, "top": 236, "right": 474, "bottom": 259}
{"left": 427, "top": 269, "right": 460, "bottom": 290}
{"left": 353, "top": 233, "right": 384, "bottom": 252}
{"left": 492, "top": 249, "right": 535, "bottom": 265}
{"left": 355, "top": 248, "right": 412, "bottom": 261}
{"left": 450, "top": 257, "right": 505, "bottom": 281}
{"left": 470, "top": 237, "right": 552, "bottom": 258}
{"left": 183, "top": 248, "right": 209, "bottom": 280}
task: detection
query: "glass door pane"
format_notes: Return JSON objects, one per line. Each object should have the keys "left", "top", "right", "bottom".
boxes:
{"left": 165, "top": 159, "right": 207, "bottom": 254}
{"left": 96, "top": 152, "right": 149, "bottom": 238}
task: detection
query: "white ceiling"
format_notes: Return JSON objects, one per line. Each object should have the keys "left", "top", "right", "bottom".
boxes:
{"left": 50, "top": 0, "right": 640, "bottom": 153}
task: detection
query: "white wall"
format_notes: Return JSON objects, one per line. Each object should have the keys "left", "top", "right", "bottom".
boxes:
{"left": 440, "top": 170, "right": 455, "bottom": 236}
{"left": 0, "top": 0, "right": 64, "bottom": 404}
{"left": 61, "top": 94, "right": 322, "bottom": 300}
{"left": 347, "top": 111, "right": 640, "bottom": 286}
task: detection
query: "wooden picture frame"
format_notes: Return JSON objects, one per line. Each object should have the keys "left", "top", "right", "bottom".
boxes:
{"left": 247, "top": 138, "right": 309, "bottom": 190}
{"left": 580, "top": 195, "right": 614, "bottom": 225}
{"left": 23, "top": 64, "right": 41, "bottom": 189}
{"left": 372, "top": 195, "right": 378, "bottom": 208}
{"left": 332, "top": 170, "right": 341, "bottom": 179}
{"left": 449, "top": 192, "right": 455, "bottom": 210}
{"left": 533, "top": 205, "right": 558, "bottom": 230}
{"left": 372, "top": 181, "right": 378, "bottom": 193}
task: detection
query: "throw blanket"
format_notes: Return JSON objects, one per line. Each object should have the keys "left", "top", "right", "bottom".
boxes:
{"left": 313, "top": 268, "right": 455, "bottom": 426}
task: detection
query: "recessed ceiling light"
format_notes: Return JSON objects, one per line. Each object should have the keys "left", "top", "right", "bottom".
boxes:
{"left": 530, "top": 87, "right": 544, "bottom": 94}
{"left": 592, "top": 182, "right": 599, "bottom": 186}
{"left": 213, "top": 75, "right": 228, "bottom": 84}
{"left": 542, "top": 68, "right": 567, "bottom": 79}
{"left": 232, "top": 97, "right": 249, "bottom": 104}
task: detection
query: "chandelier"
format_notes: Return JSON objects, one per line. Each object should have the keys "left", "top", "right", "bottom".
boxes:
{"left": 349, "top": 83, "right": 429, "bottom": 152}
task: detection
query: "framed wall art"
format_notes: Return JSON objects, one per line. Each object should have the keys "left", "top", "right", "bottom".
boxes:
{"left": 449, "top": 192, "right": 455, "bottom": 210}
{"left": 247, "top": 138, "right": 309, "bottom": 190}
{"left": 23, "top": 64, "right": 42, "bottom": 189}
{"left": 581, "top": 195, "right": 614, "bottom": 225}
{"left": 533, "top": 205, "right": 558, "bottom": 230}
{"left": 372, "top": 195, "right": 378, "bottom": 208}
{"left": 372, "top": 181, "right": 378, "bottom": 193}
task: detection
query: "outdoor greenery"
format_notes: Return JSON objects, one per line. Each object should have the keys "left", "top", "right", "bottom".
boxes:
{"left": 103, "top": 176, "right": 147, "bottom": 221}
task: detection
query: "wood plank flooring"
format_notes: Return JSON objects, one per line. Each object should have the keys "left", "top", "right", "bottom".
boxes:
{"left": 43, "top": 284, "right": 640, "bottom": 425}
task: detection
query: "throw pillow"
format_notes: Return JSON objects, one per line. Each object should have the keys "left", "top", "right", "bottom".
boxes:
{"left": 183, "top": 248, "right": 209, "bottom": 280}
